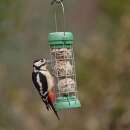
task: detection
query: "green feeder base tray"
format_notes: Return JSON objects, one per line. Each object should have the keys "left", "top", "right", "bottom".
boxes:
{"left": 55, "top": 96, "right": 81, "bottom": 111}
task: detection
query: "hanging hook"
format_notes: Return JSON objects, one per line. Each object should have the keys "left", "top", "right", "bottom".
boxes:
{"left": 51, "top": 0, "right": 63, "bottom": 5}
{"left": 51, "top": 0, "right": 65, "bottom": 35}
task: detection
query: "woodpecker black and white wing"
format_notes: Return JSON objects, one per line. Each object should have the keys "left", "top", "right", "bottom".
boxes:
{"left": 32, "top": 71, "right": 48, "bottom": 105}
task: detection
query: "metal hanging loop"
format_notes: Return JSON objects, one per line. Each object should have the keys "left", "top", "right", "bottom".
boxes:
{"left": 51, "top": 0, "right": 65, "bottom": 34}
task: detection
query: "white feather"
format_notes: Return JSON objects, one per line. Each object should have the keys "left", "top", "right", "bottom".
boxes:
{"left": 40, "top": 70, "right": 54, "bottom": 91}
{"left": 36, "top": 73, "right": 44, "bottom": 96}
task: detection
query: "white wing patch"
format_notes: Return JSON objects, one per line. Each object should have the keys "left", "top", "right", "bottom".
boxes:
{"left": 37, "top": 74, "right": 44, "bottom": 96}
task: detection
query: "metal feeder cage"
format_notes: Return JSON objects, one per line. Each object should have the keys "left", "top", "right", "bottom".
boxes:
{"left": 48, "top": 0, "right": 81, "bottom": 111}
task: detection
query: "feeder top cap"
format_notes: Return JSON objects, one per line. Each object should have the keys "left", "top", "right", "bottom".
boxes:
{"left": 48, "top": 32, "right": 74, "bottom": 42}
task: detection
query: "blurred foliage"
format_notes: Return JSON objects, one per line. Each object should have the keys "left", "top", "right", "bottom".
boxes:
{"left": 0, "top": 0, "right": 130, "bottom": 130}
{"left": 99, "top": 0, "right": 130, "bottom": 20}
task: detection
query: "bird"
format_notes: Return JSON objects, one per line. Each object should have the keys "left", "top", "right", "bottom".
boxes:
{"left": 51, "top": 0, "right": 63, "bottom": 5}
{"left": 32, "top": 58, "right": 60, "bottom": 120}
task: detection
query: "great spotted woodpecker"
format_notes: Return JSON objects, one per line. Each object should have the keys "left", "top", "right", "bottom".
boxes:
{"left": 32, "top": 58, "right": 60, "bottom": 120}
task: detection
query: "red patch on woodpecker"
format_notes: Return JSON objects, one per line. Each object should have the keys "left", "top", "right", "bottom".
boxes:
{"left": 48, "top": 90, "right": 56, "bottom": 103}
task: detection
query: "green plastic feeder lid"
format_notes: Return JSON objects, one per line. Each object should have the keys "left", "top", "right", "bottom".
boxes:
{"left": 55, "top": 96, "right": 81, "bottom": 111}
{"left": 48, "top": 32, "right": 74, "bottom": 48}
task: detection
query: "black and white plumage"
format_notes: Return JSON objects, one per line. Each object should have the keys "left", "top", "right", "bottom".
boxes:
{"left": 32, "top": 58, "right": 60, "bottom": 120}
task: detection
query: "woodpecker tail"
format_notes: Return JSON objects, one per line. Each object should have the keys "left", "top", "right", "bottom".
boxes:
{"left": 48, "top": 98, "right": 60, "bottom": 120}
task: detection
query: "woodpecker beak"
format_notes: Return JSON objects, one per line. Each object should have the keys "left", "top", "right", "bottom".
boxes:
{"left": 46, "top": 60, "right": 51, "bottom": 64}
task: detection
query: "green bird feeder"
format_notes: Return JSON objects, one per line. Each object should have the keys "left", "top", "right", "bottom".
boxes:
{"left": 48, "top": 0, "right": 81, "bottom": 111}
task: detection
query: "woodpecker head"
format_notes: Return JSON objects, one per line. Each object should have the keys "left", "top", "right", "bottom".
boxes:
{"left": 33, "top": 58, "right": 50, "bottom": 71}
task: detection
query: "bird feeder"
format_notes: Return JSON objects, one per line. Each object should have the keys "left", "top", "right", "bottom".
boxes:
{"left": 48, "top": 0, "right": 81, "bottom": 111}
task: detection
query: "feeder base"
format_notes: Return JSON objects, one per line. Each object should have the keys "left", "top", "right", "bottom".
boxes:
{"left": 54, "top": 96, "right": 81, "bottom": 111}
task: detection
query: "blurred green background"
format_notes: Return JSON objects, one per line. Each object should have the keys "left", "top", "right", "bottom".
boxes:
{"left": 0, "top": 0, "right": 130, "bottom": 130}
